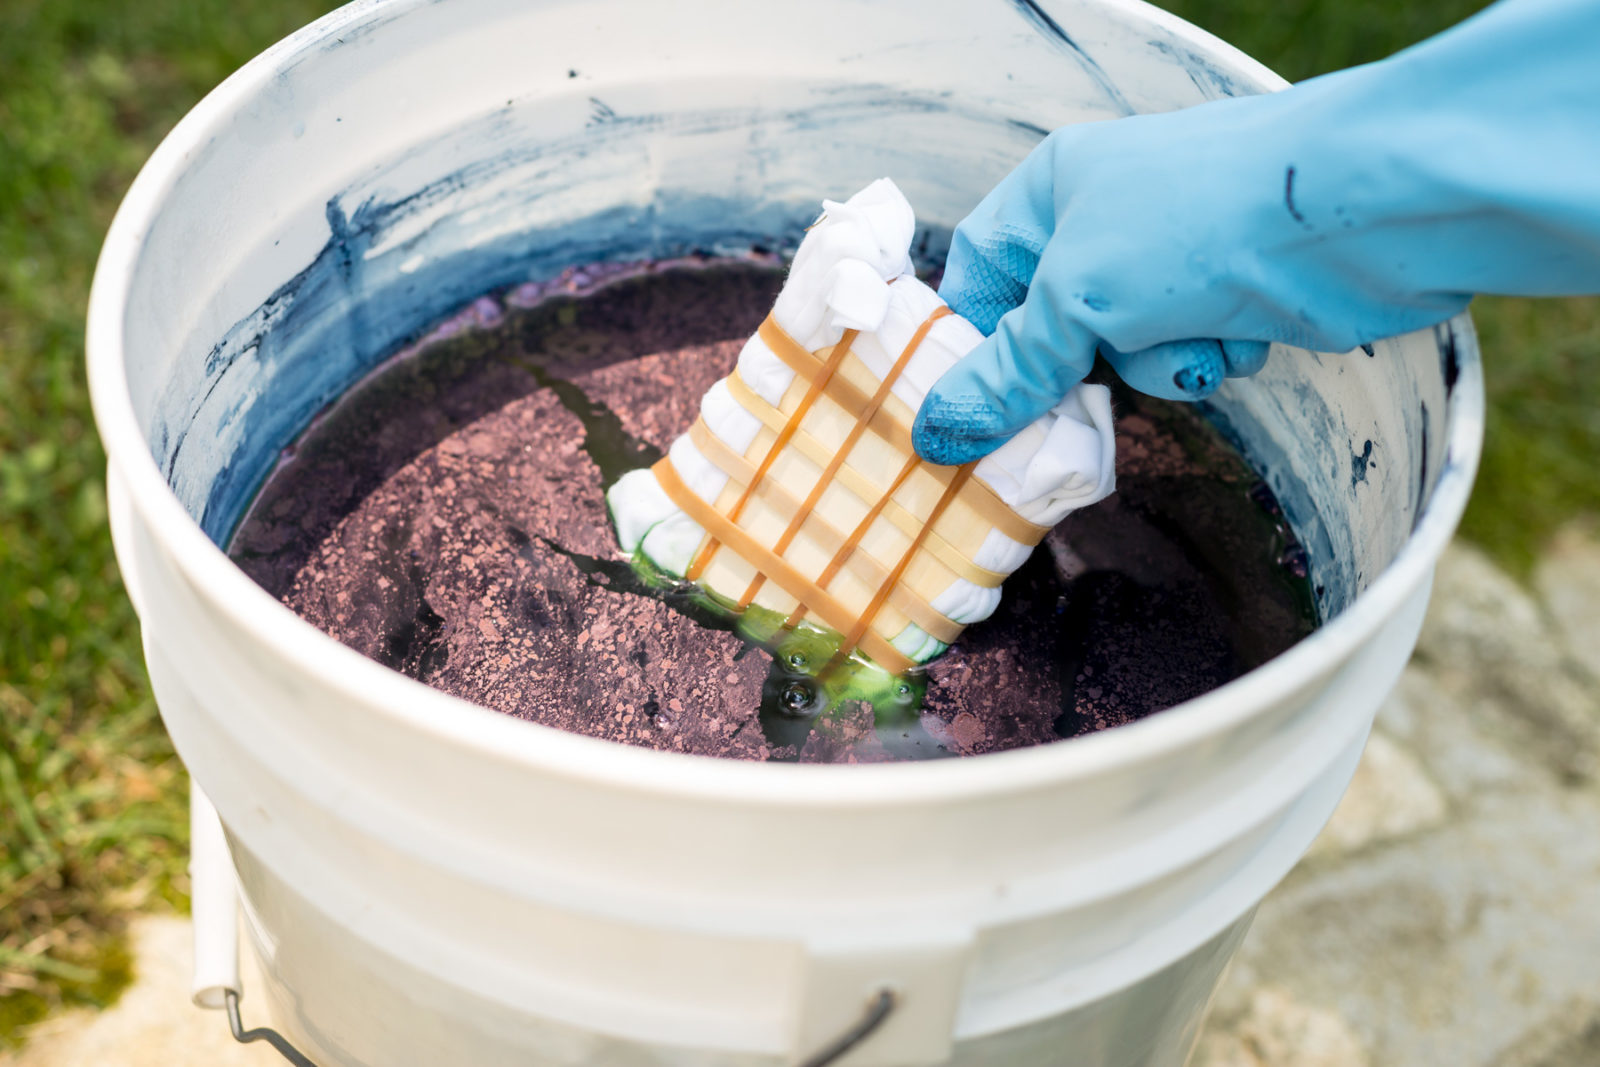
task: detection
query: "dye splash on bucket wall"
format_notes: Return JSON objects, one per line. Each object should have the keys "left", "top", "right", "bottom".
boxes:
{"left": 88, "top": 0, "right": 1482, "bottom": 1064}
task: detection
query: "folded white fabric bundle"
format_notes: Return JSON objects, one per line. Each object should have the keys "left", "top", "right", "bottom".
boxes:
{"left": 608, "top": 178, "right": 1115, "bottom": 671}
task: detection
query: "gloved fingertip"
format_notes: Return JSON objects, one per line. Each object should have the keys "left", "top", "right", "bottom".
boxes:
{"left": 915, "top": 430, "right": 1008, "bottom": 466}
{"left": 911, "top": 394, "right": 1011, "bottom": 465}
{"left": 1220, "top": 339, "right": 1271, "bottom": 378}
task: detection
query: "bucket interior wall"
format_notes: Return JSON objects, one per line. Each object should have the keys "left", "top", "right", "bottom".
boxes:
{"left": 123, "top": 0, "right": 1460, "bottom": 619}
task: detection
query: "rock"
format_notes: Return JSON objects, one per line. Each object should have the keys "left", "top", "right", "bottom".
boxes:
{"left": 0, "top": 917, "right": 276, "bottom": 1067}
{"left": 1417, "top": 543, "right": 1549, "bottom": 665}
{"left": 1376, "top": 666, "right": 1527, "bottom": 802}
{"left": 1194, "top": 986, "right": 1370, "bottom": 1067}
{"left": 1414, "top": 543, "right": 1600, "bottom": 782}
{"left": 1489, "top": 998, "right": 1600, "bottom": 1067}
{"left": 1306, "top": 731, "right": 1447, "bottom": 858}
{"left": 1534, "top": 523, "right": 1600, "bottom": 683}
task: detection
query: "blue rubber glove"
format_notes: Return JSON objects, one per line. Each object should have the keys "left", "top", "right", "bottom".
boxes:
{"left": 915, "top": 0, "right": 1600, "bottom": 465}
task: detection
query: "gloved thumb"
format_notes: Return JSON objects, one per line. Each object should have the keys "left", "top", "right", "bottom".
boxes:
{"left": 912, "top": 300, "right": 1099, "bottom": 466}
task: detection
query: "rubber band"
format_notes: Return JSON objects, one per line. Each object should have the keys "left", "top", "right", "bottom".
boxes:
{"left": 755, "top": 315, "right": 1051, "bottom": 546}
{"left": 738, "top": 306, "right": 952, "bottom": 610}
{"left": 759, "top": 316, "right": 912, "bottom": 448}
{"left": 822, "top": 463, "right": 976, "bottom": 678}
{"left": 659, "top": 310, "right": 1059, "bottom": 672}
{"left": 785, "top": 452, "right": 923, "bottom": 632}
{"left": 686, "top": 328, "right": 859, "bottom": 581}
{"left": 653, "top": 457, "right": 916, "bottom": 674}
{"left": 724, "top": 371, "right": 1008, "bottom": 587}
{"left": 689, "top": 420, "right": 961, "bottom": 644}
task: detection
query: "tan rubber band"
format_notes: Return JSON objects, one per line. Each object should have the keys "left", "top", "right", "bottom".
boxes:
{"left": 755, "top": 315, "right": 1051, "bottom": 546}
{"left": 787, "top": 451, "right": 923, "bottom": 632}
{"left": 776, "top": 308, "right": 952, "bottom": 630}
{"left": 688, "top": 420, "right": 961, "bottom": 644}
{"left": 822, "top": 462, "right": 976, "bottom": 677}
{"left": 687, "top": 328, "right": 860, "bottom": 581}
{"left": 725, "top": 371, "right": 1007, "bottom": 588}
{"left": 739, "top": 306, "right": 953, "bottom": 610}
{"left": 652, "top": 457, "right": 915, "bottom": 674}
{"left": 758, "top": 315, "right": 912, "bottom": 447}
{"left": 814, "top": 451, "right": 924, "bottom": 595}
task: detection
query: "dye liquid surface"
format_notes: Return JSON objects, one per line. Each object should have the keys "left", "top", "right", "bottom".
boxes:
{"left": 230, "top": 261, "right": 1316, "bottom": 762}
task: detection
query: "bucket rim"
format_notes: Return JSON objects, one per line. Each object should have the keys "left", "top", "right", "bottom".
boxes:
{"left": 86, "top": 0, "right": 1485, "bottom": 807}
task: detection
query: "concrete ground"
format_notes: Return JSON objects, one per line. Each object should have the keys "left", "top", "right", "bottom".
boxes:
{"left": 4, "top": 533, "right": 1597, "bottom": 1067}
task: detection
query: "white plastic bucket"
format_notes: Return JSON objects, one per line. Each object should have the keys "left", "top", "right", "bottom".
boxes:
{"left": 88, "top": 1, "right": 1483, "bottom": 1064}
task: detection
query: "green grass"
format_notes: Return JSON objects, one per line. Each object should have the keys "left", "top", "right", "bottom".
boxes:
{"left": 1157, "top": 0, "right": 1492, "bottom": 84}
{"left": 1462, "top": 295, "right": 1600, "bottom": 575}
{"left": 0, "top": 0, "right": 1594, "bottom": 1045}
{"left": 0, "top": 0, "right": 340, "bottom": 1042}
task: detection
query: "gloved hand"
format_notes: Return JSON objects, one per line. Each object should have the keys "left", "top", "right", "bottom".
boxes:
{"left": 915, "top": 0, "right": 1600, "bottom": 465}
